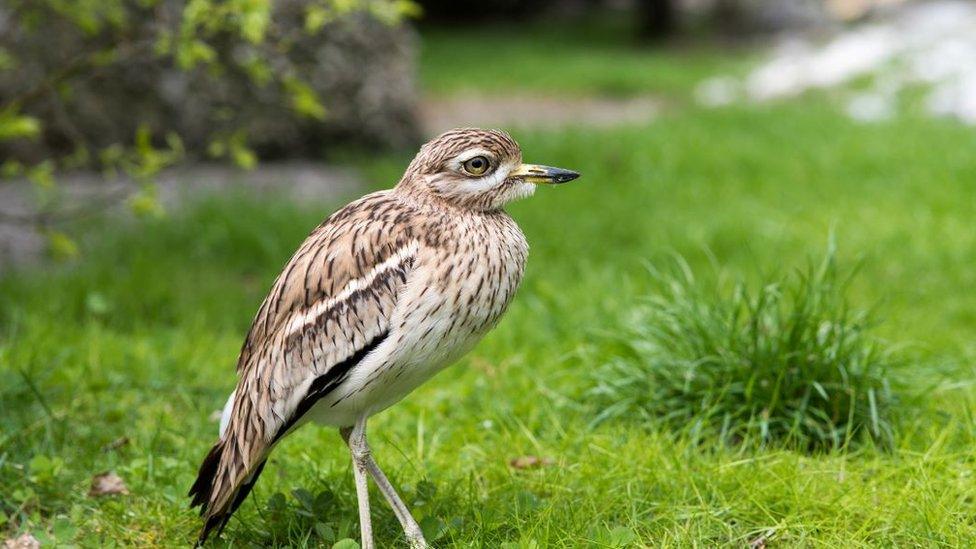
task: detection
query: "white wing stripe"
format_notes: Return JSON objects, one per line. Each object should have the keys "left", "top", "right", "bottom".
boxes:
{"left": 281, "top": 240, "right": 419, "bottom": 339}
{"left": 218, "top": 389, "right": 236, "bottom": 437}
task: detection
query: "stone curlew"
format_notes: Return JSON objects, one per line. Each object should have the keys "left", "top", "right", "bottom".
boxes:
{"left": 188, "top": 128, "right": 579, "bottom": 547}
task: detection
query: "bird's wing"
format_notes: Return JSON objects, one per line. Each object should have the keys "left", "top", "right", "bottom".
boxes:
{"left": 189, "top": 191, "right": 421, "bottom": 542}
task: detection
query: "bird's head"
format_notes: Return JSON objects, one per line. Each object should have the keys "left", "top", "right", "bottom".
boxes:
{"left": 397, "top": 128, "right": 579, "bottom": 211}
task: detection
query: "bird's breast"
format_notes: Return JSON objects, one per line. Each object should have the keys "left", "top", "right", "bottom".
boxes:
{"left": 434, "top": 214, "right": 528, "bottom": 334}
{"left": 391, "top": 217, "right": 526, "bottom": 373}
{"left": 317, "top": 214, "right": 528, "bottom": 423}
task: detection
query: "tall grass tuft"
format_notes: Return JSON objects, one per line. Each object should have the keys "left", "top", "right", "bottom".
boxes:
{"left": 589, "top": 250, "right": 898, "bottom": 450}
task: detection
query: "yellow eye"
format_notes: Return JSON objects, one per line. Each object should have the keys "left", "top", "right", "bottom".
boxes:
{"left": 462, "top": 156, "right": 490, "bottom": 176}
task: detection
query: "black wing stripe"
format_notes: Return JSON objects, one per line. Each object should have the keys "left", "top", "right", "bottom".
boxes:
{"left": 271, "top": 330, "right": 389, "bottom": 443}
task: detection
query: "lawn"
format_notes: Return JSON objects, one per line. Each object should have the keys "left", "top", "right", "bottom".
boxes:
{"left": 418, "top": 18, "right": 753, "bottom": 99}
{"left": 3, "top": 18, "right": 976, "bottom": 548}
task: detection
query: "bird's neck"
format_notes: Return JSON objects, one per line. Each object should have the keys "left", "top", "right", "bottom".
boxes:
{"left": 392, "top": 181, "right": 506, "bottom": 215}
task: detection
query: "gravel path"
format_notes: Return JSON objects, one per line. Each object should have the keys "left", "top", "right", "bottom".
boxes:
{"left": 420, "top": 93, "right": 661, "bottom": 136}
{"left": 0, "top": 162, "right": 363, "bottom": 271}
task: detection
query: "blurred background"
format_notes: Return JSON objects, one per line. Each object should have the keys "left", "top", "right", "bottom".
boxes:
{"left": 2, "top": 0, "right": 975, "bottom": 264}
{"left": 2, "top": 0, "right": 976, "bottom": 546}
{"left": 5, "top": 0, "right": 974, "bottom": 268}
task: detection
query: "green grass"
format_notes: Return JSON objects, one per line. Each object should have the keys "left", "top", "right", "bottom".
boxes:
{"left": 588, "top": 250, "right": 899, "bottom": 450}
{"left": 4, "top": 19, "right": 976, "bottom": 548}
{"left": 419, "top": 17, "right": 753, "bottom": 99}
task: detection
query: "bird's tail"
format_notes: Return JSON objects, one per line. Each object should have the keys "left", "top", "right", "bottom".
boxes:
{"left": 188, "top": 436, "right": 267, "bottom": 545}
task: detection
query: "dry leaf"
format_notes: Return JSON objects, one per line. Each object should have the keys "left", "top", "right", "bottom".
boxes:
{"left": 509, "top": 456, "right": 555, "bottom": 470}
{"left": 4, "top": 533, "right": 40, "bottom": 549}
{"left": 102, "top": 436, "right": 130, "bottom": 452}
{"left": 88, "top": 472, "right": 129, "bottom": 497}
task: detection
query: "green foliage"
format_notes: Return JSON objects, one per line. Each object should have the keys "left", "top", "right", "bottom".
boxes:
{"left": 0, "top": 0, "right": 416, "bottom": 155}
{"left": 207, "top": 130, "right": 256, "bottom": 170}
{"left": 283, "top": 76, "right": 329, "bottom": 121}
{"left": 128, "top": 185, "right": 165, "bottom": 219}
{"left": 589, "top": 249, "right": 898, "bottom": 450}
{"left": 0, "top": 0, "right": 417, "bottom": 259}
{"left": 0, "top": 111, "right": 40, "bottom": 141}
{"left": 2, "top": 23, "right": 976, "bottom": 547}
{"left": 44, "top": 230, "right": 80, "bottom": 261}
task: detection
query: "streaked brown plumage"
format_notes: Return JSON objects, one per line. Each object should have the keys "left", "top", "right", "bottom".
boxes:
{"left": 189, "top": 128, "right": 579, "bottom": 547}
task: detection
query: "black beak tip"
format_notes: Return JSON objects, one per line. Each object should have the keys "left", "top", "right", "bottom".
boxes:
{"left": 553, "top": 169, "right": 580, "bottom": 184}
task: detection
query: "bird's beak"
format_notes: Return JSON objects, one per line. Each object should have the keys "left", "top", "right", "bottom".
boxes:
{"left": 510, "top": 163, "right": 580, "bottom": 185}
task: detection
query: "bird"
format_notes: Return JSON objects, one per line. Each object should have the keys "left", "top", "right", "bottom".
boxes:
{"left": 187, "top": 128, "right": 580, "bottom": 547}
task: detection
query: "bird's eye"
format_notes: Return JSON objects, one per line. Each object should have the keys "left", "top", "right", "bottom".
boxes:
{"left": 462, "top": 156, "right": 490, "bottom": 176}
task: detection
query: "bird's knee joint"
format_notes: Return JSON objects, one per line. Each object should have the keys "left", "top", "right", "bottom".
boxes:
{"left": 350, "top": 440, "right": 371, "bottom": 463}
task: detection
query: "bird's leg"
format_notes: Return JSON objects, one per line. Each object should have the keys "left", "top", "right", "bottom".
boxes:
{"left": 341, "top": 422, "right": 428, "bottom": 549}
{"left": 361, "top": 450, "right": 428, "bottom": 548}
{"left": 341, "top": 417, "right": 374, "bottom": 549}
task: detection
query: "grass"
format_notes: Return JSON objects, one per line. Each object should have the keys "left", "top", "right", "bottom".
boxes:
{"left": 4, "top": 16, "right": 976, "bottom": 547}
{"left": 588, "top": 249, "right": 898, "bottom": 450}
{"left": 419, "top": 16, "right": 754, "bottom": 99}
